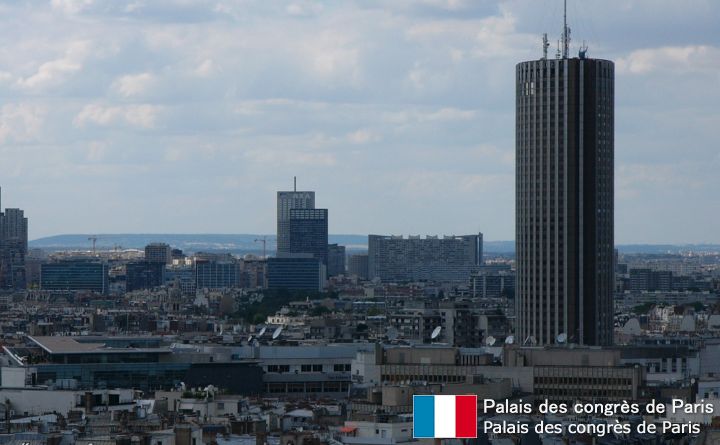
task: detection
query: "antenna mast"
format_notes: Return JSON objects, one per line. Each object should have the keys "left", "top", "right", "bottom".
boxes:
{"left": 562, "top": 0, "right": 571, "bottom": 58}
{"left": 542, "top": 33, "right": 549, "bottom": 59}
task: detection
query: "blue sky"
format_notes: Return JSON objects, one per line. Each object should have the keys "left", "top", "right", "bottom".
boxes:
{"left": 0, "top": 0, "right": 718, "bottom": 243}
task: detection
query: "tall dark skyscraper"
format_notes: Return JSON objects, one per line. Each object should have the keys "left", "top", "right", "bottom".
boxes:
{"left": 288, "top": 208, "right": 329, "bottom": 266}
{"left": 276, "top": 178, "right": 315, "bottom": 255}
{"left": 0, "top": 187, "right": 29, "bottom": 290}
{"left": 515, "top": 21, "right": 614, "bottom": 346}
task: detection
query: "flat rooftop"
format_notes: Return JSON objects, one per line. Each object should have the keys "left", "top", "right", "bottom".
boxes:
{"left": 28, "top": 336, "right": 172, "bottom": 355}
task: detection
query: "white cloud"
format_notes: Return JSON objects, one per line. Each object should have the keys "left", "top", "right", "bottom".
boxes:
{"left": 0, "top": 103, "right": 46, "bottom": 144}
{"left": 16, "top": 40, "right": 91, "bottom": 90}
{"left": 617, "top": 45, "right": 720, "bottom": 74}
{"left": 347, "top": 129, "right": 380, "bottom": 144}
{"left": 112, "top": 72, "right": 156, "bottom": 97}
{"left": 193, "top": 59, "right": 215, "bottom": 77}
{"left": 73, "top": 103, "right": 160, "bottom": 129}
{"left": 51, "top": 0, "right": 94, "bottom": 15}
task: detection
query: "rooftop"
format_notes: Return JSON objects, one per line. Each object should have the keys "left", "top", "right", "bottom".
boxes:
{"left": 27, "top": 336, "right": 172, "bottom": 355}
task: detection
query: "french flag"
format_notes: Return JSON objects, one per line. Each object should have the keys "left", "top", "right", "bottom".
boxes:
{"left": 413, "top": 395, "right": 477, "bottom": 438}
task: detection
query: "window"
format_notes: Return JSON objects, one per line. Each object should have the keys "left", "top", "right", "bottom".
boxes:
{"left": 334, "top": 364, "right": 351, "bottom": 372}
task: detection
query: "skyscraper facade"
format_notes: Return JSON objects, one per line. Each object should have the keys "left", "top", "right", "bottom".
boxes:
{"left": 0, "top": 188, "right": 29, "bottom": 290}
{"left": 276, "top": 190, "right": 315, "bottom": 255}
{"left": 368, "top": 233, "right": 483, "bottom": 283}
{"left": 516, "top": 50, "right": 614, "bottom": 346}
{"left": 288, "top": 208, "right": 328, "bottom": 265}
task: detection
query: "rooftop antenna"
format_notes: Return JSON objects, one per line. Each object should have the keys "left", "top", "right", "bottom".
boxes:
{"left": 293, "top": 176, "right": 296, "bottom": 192}
{"left": 542, "top": 33, "right": 549, "bottom": 59}
{"left": 562, "top": 0, "right": 571, "bottom": 58}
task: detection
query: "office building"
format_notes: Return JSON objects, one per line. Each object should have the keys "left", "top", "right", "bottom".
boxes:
{"left": 367, "top": 234, "right": 483, "bottom": 283}
{"left": 126, "top": 261, "right": 166, "bottom": 291}
{"left": 145, "top": 242, "right": 173, "bottom": 264}
{"left": 195, "top": 253, "right": 241, "bottom": 289}
{"left": 0, "top": 188, "right": 28, "bottom": 290}
{"left": 267, "top": 256, "right": 325, "bottom": 292}
{"left": 327, "top": 243, "right": 346, "bottom": 277}
{"left": 515, "top": 29, "right": 614, "bottom": 345}
{"left": 277, "top": 184, "right": 315, "bottom": 255}
{"left": 348, "top": 254, "right": 369, "bottom": 280}
{"left": 41, "top": 259, "right": 109, "bottom": 294}
{"left": 288, "top": 208, "right": 328, "bottom": 265}
{"left": 3, "top": 336, "right": 263, "bottom": 394}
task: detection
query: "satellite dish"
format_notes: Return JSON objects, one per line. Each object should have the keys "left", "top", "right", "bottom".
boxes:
{"left": 387, "top": 327, "right": 398, "bottom": 341}
{"left": 505, "top": 335, "right": 514, "bottom": 345}
{"left": 272, "top": 326, "right": 283, "bottom": 340}
{"left": 430, "top": 326, "right": 442, "bottom": 340}
{"left": 485, "top": 336, "right": 496, "bottom": 346}
{"left": 247, "top": 335, "right": 253, "bottom": 343}
{"left": 557, "top": 333, "right": 567, "bottom": 344}
{"left": 258, "top": 327, "right": 267, "bottom": 337}
{"left": 252, "top": 339, "right": 260, "bottom": 347}
{"left": 529, "top": 336, "right": 537, "bottom": 346}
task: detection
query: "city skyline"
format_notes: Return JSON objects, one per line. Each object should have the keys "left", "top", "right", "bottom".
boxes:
{"left": 0, "top": 1, "right": 718, "bottom": 244}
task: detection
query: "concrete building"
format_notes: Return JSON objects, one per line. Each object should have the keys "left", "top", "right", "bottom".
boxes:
{"left": 40, "top": 259, "right": 109, "bottom": 294}
{"left": 277, "top": 188, "right": 315, "bottom": 255}
{"left": 2, "top": 336, "right": 263, "bottom": 394}
{"left": 515, "top": 43, "right": 615, "bottom": 346}
{"left": 348, "top": 254, "right": 368, "bottom": 280}
{"left": 368, "top": 234, "right": 483, "bottom": 283}
{"left": 327, "top": 244, "right": 346, "bottom": 277}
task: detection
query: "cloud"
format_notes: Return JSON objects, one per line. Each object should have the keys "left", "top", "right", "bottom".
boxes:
{"left": 347, "top": 129, "right": 380, "bottom": 144}
{"left": 73, "top": 103, "right": 160, "bottom": 129}
{"left": 112, "top": 72, "right": 156, "bottom": 97}
{"left": 51, "top": 0, "right": 94, "bottom": 15}
{"left": 16, "top": 40, "right": 91, "bottom": 90}
{"left": 0, "top": 103, "right": 46, "bottom": 144}
{"left": 617, "top": 45, "right": 720, "bottom": 74}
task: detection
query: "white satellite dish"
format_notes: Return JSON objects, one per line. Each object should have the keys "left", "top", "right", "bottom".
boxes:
{"left": 247, "top": 335, "right": 253, "bottom": 343}
{"left": 258, "top": 326, "right": 267, "bottom": 337}
{"left": 430, "top": 326, "right": 442, "bottom": 340}
{"left": 557, "top": 333, "right": 567, "bottom": 344}
{"left": 387, "top": 327, "right": 399, "bottom": 341}
{"left": 485, "top": 336, "right": 496, "bottom": 346}
{"left": 272, "top": 326, "right": 283, "bottom": 340}
{"left": 505, "top": 335, "right": 514, "bottom": 345}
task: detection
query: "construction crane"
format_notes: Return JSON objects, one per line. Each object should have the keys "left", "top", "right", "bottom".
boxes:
{"left": 88, "top": 236, "right": 98, "bottom": 255}
{"left": 254, "top": 236, "right": 267, "bottom": 259}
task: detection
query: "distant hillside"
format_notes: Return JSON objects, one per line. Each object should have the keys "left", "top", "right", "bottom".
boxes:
{"left": 29, "top": 234, "right": 719, "bottom": 255}
{"left": 29, "top": 234, "right": 515, "bottom": 254}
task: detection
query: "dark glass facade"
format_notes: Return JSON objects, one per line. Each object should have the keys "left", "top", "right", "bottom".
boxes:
{"left": 41, "top": 260, "right": 109, "bottom": 294}
{"left": 266, "top": 257, "right": 323, "bottom": 291}
{"left": 288, "top": 208, "right": 328, "bottom": 265}
{"left": 516, "top": 57, "right": 614, "bottom": 346}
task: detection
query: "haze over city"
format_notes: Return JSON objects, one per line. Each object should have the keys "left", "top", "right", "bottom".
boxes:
{"left": 0, "top": 0, "right": 718, "bottom": 243}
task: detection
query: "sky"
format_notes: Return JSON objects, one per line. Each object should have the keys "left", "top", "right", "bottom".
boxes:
{"left": 0, "top": 0, "right": 718, "bottom": 244}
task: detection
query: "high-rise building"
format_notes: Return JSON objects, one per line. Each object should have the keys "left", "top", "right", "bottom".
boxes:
{"left": 515, "top": 24, "right": 614, "bottom": 345}
{"left": 145, "top": 242, "right": 173, "bottom": 264}
{"left": 276, "top": 181, "right": 315, "bottom": 255}
{"left": 41, "top": 259, "right": 109, "bottom": 294}
{"left": 288, "top": 208, "right": 328, "bottom": 265}
{"left": 348, "top": 254, "right": 369, "bottom": 280}
{"left": 195, "top": 253, "right": 241, "bottom": 289}
{"left": 327, "top": 244, "right": 346, "bottom": 277}
{"left": 0, "top": 187, "right": 29, "bottom": 289}
{"left": 126, "top": 261, "right": 166, "bottom": 291}
{"left": 368, "top": 234, "right": 483, "bottom": 283}
{"left": 267, "top": 255, "right": 325, "bottom": 292}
